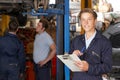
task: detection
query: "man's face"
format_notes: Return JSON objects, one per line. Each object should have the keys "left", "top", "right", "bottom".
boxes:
{"left": 36, "top": 22, "right": 44, "bottom": 33}
{"left": 80, "top": 13, "right": 97, "bottom": 32}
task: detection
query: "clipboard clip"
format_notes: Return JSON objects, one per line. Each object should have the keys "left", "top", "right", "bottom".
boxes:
{"left": 62, "top": 53, "right": 69, "bottom": 59}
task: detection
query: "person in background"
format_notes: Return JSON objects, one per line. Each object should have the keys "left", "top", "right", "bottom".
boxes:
{"left": 69, "top": 8, "right": 112, "bottom": 80}
{"left": 0, "top": 20, "right": 26, "bottom": 80}
{"left": 33, "top": 18, "right": 56, "bottom": 80}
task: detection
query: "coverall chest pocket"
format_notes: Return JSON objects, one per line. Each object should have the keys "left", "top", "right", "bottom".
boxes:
{"left": 87, "top": 51, "right": 101, "bottom": 64}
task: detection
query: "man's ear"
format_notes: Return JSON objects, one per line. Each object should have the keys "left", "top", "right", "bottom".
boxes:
{"left": 42, "top": 27, "right": 45, "bottom": 31}
{"left": 95, "top": 19, "right": 97, "bottom": 24}
{"left": 16, "top": 28, "right": 19, "bottom": 32}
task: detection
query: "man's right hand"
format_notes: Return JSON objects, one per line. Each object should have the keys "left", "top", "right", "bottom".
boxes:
{"left": 73, "top": 50, "right": 83, "bottom": 56}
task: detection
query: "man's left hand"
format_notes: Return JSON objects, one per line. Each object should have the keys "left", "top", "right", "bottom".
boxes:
{"left": 74, "top": 60, "right": 89, "bottom": 71}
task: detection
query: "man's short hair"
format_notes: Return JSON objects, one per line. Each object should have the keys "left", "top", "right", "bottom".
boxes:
{"left": 9, "top": 20, "right": 19, "bottom": 32}
{"left": 79, "top": 8, "right": 97, "bottom": 19}
{"left": 39, "top": 18, "right": 49, "bottom": 29}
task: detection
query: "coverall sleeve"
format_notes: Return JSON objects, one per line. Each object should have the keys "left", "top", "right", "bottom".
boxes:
{"left": 18, "top": 42, "right": 26, "bottom": 73}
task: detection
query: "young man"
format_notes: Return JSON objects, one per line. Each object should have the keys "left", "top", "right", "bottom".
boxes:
{"left": 33, "top": 18, "right": 56, "bottom": 80}
{"left": 70, "top": 8, "right": 112, "bottom": 80}
{"left": 0, "top": 20, "right": 26, "bottom": 80}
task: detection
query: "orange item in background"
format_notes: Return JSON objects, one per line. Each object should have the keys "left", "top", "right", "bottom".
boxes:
{"left": 26, "top": 60, "right": 35, "bottom": 80}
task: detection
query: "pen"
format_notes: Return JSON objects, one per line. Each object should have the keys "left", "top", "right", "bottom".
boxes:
{"left": 79, "top": 47, "right": 86, "bottom": 60}
{"left": 81, "top": 47, "right": 85, "bottom": 54}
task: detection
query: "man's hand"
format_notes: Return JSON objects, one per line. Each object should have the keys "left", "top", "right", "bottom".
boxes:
{"left": 19, "top": 73, "right": 24, "bottom": 78}
{"left": 74, "top": 60, "right": 89, "bottom": 71}
{"left": 73, "top": 50, "right": 83, "bottom": 56}
{"left": 38, "top": 60, "right": 47, "bottom": 67}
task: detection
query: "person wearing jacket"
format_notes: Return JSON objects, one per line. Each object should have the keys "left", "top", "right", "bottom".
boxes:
{"left": 69, "top": 8, "right": 112, "bottom": 80}
{"left": 0, "top": 20, "right": 26, "bottom": 80}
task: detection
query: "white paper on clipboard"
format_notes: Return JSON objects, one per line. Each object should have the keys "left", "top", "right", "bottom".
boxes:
{"left": 57, "top": 54, "right": 81, "bottom": 72}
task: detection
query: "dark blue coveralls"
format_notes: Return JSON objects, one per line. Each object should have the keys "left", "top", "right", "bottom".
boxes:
{"left": 0, "top": 33, "right": 26, "bottom": 80}
{"left": 69, "top": 31, "right": 112, "bottom": 80}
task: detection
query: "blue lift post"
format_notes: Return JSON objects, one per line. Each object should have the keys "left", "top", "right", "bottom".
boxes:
{"left": 64, "top": 0, "right": 70, "bottom": 80}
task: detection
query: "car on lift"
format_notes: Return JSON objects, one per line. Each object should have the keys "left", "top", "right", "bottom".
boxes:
{"left": 103, "top": 22, "right": 120, "bottom": 80}
{"left": 0, "top": 0, "right": 34, "bottom": 26}
{"left": 0, "top": 0, "right": 50, "bottom": 26}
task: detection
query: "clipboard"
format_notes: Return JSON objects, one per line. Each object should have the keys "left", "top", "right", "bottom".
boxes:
{"left": 57, "top": 54, "right": 81, "bottom": 72}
